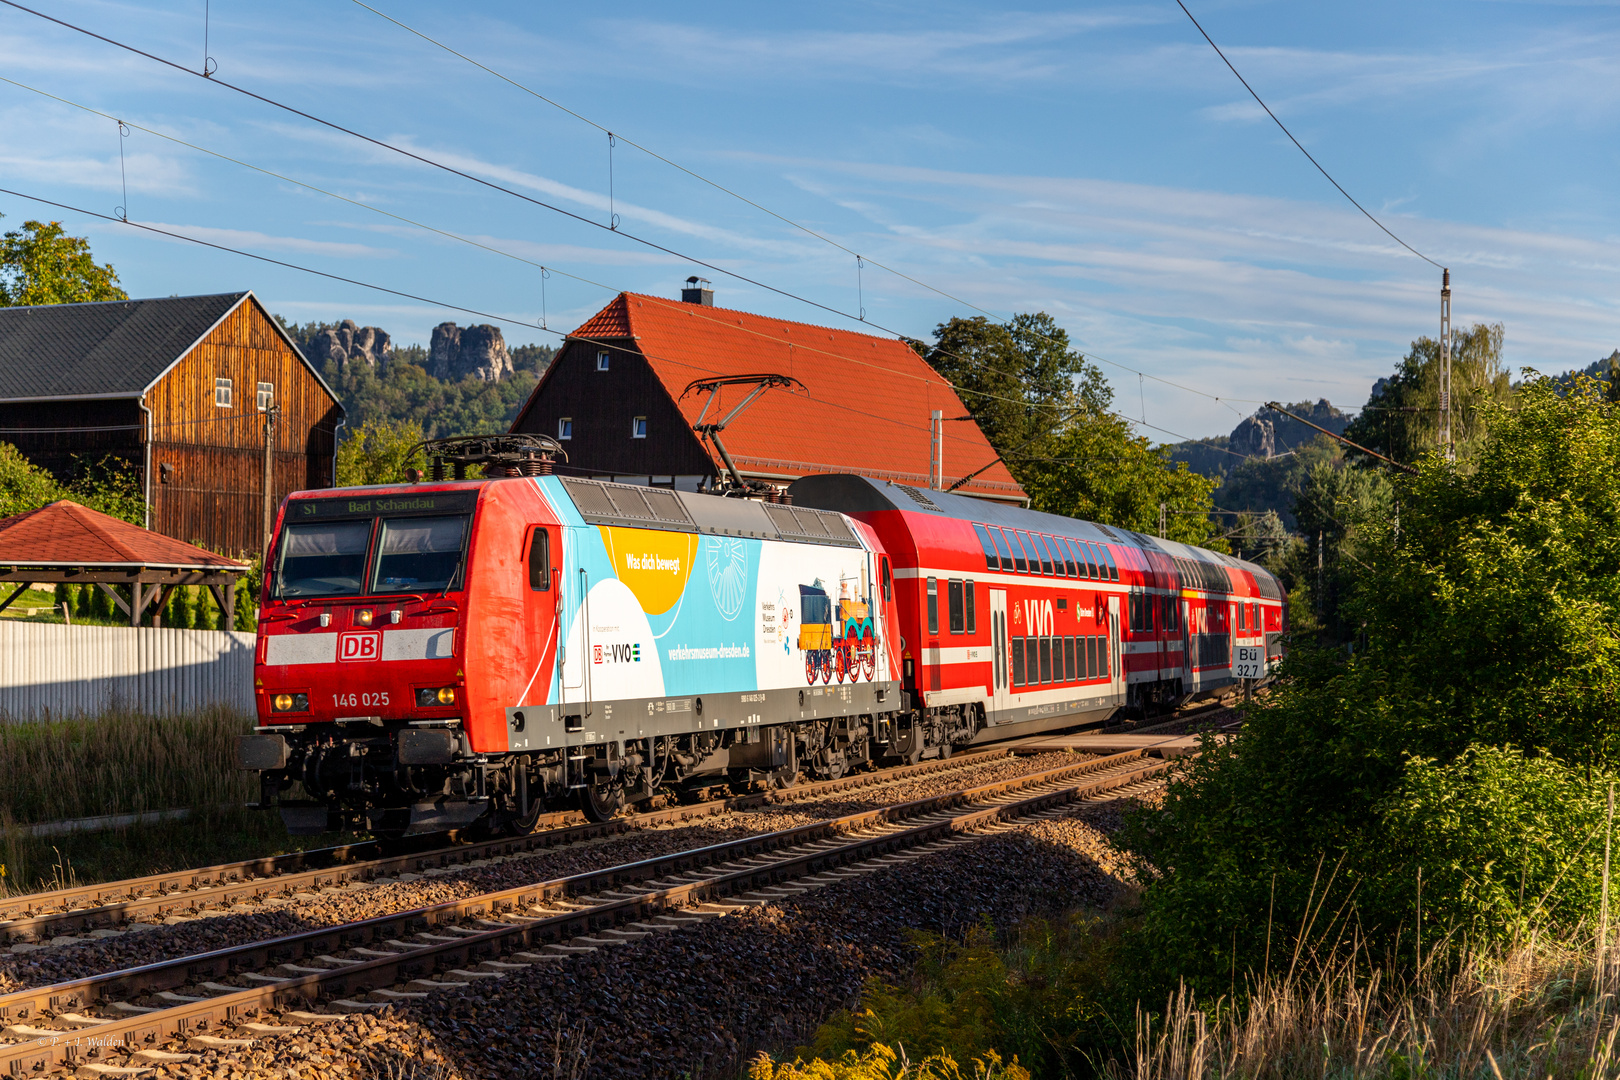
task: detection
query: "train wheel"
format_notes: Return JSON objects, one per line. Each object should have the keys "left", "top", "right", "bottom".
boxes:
{"left": 820, "top": 654, "right": 833, "bottom": 683}
{"left": 805, "top": 653, "right": 817, "bottom": 684}
{"left": 578, "top": 780, "right": 623, "bottom": 822}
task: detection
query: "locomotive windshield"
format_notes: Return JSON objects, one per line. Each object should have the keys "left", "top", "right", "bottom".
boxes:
{"left": 271, "top": 506, "right": 472, "bottom": 599}
{"left": 276, "top": 520, "right": 371, "bottom": 598}
{"left": 372, "top": 515, "right": 468, "bottom": 593}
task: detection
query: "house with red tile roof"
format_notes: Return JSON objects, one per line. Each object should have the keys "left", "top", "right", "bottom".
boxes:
{"left": 0, "top": 500, "right": 248, "bottom": 625}
{"left": 508, "top": 285, "right": 1026, "bottom": 504}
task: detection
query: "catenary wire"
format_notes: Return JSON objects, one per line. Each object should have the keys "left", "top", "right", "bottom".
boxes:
{"left": 0, "top": 71, "right": 1186, "bottom": 455}
{"left": 346, "top": 0, "right": 1269, "bottom": 412}
{"left": 1173, "top": 0, "right": 1443, "bottom": 271}
{"left": 0, "top": 0, "right": 1268, "bottom": 419}
{"left": 0, "top": 186, "right": 1021, "bottom": 489}
{"left": 0, "top": 182, "right": 1239, "bottom": 500}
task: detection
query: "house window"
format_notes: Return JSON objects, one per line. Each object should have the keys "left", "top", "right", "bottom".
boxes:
{"left": 558, "top": 417, "right": 573, "bottom": 440}
{"left": 214, "top": 378, "right": 232, "bottom": 407}
{"left": 631, "top": 416, "right": 647, "bottom": 439}
{"left": 596, "top": 351, "right": 610, "bottom": 371}
{"left": 256, "top": 381, "right": 274, "bottom": 411}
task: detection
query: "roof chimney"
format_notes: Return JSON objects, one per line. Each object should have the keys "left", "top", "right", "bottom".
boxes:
{"left": 682, "top": 276, "right": 713, "bottom": 306}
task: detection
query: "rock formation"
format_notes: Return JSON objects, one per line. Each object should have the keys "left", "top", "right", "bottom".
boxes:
{"left": 310, "top": 320, "right": 391, "bottom": 369}
{"left": 429, "top": 322, "right": 513, "bottom": 382}
{"left": 1229, "top": 415, "right": 1276, "bottom": 459}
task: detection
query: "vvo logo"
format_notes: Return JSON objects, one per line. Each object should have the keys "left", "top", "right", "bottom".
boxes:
{"left": 338, "top": 630, "right": 382, "bottom": 662}
{"left": 593, "top": 642, "right": 641, "bottom": 665}
{"left": 1022, "top": 599, "right": 1055, "bottom": 636}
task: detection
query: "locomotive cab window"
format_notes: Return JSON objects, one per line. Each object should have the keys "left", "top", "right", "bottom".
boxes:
{"left": 926, "top": 577, "right": 939, "bottom": 635}
{"left": 527, "top": 529, "right": 551, "bottom": 591}
{"left": 881, "top": 557, "right": 892, "bottom": 602}
{"left": 372, "top": 515, "right": 469, "bottom": 594}
{"left": 274, "top": 519, "right": 371, "bottom": 598}
{"left": 947, "top": 579, "right": 964, "bottom": 634}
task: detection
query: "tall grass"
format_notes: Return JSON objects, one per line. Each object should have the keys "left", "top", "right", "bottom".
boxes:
{"left": 0, "top": 705, "right": 255, "bottom": 823}
{"left": 1113, "top": 938, "right": 1620, "bottom": 1080}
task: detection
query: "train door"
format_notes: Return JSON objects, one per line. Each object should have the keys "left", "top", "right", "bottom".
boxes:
{"left": 1185, "top": 599, "right": 1198, "bottom": 683}
{"left": 559, "top": 529, "right": 591, "bottom": 718}
{"left": 989, "top": 589, "right": 1010, "bottom": 719}
{"left": 521, "top": 525, "right": 560, "bottom": 705}
{"left": 1108, "top": 595, "right": 1124, "bottom": 704}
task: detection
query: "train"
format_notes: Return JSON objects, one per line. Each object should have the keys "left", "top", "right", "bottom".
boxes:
{"left": 237, "top": 437, "right": 1286, "bottom": 838}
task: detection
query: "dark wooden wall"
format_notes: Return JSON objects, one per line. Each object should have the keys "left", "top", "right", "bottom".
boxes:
{"left": 0, "top": 399, "right": 144, "bottom": 481}
{"left": 147, "top": 298, "right": 341, "bottom": 555}
{"left": 509, "top": 340, "right": 714, "bottom": 480}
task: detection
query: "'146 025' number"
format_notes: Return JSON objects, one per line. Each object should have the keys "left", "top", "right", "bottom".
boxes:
{"left": 334, "top": 691, "right": 389, "bottom": 708}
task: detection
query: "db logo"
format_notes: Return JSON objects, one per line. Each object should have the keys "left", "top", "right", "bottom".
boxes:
{"left": 592, "top": 644, "right": 603, "bottom": 665}
{"left": 338, "top": 630, "right": 382, "bottom": 662}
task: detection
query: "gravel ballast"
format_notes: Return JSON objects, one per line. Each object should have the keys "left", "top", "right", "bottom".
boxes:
{"left": 0, "top": 751, "right": 1089, "bottom": 993}
{"left": 120, "top": 797, "right": 1143, "bottom": 1080}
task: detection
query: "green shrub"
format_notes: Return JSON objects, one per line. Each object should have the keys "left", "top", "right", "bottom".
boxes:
{"left": 1118, "top": 375, "right": 1620, "bottom": 991}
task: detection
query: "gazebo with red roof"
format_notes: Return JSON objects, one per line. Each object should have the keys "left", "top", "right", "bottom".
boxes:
{"left": 0, "top": 501, "right": 249, "bottom": 627}
{"left": 509, "top": 286, "right": 1027, "bottom": 504}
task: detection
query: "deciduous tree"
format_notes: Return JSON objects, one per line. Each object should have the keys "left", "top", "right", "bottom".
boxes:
{"left": 0, "top": 217, "right": 127, "bottom": 307}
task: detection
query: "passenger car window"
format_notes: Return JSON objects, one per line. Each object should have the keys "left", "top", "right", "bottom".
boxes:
{"left": 1007, "top": 531, "right": 1029, "bottom": 573}
{"left": 973, "top": 524, "right": 998, "bottom": 572}
{"left": 990, "top": 527, "right": 1013, "bottom": 571}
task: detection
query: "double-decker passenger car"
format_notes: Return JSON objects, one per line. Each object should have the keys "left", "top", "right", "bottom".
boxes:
{"left": 239, "top": 441, "right": 1284, "bottom": 838}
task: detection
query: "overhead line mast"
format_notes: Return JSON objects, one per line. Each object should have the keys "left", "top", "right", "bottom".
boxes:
{"left": 1439, "top": 269, "right": 1453, "bottom": 461}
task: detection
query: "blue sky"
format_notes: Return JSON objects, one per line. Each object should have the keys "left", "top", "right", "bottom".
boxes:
{"left": 2, "top": 0, "right": 1617, "bottom": 440}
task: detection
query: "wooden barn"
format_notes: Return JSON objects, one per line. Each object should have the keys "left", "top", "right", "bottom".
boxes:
{"left": 508, "top": 285, "right": 1026, "bottom": 504}
{"left": 0, "top": 292, "right": 344, "bottom": 555}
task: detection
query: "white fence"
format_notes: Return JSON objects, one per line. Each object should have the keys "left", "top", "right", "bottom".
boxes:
{"left": 0, "top": 621, "right": 255, "bottom": 719}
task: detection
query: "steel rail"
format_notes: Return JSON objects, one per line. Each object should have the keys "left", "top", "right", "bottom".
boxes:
{"left": 0, "top": 751, "right": 1165, "bottom": 1074}
{"left": 0, "top": 746, "right": 1021, "bottom": 942}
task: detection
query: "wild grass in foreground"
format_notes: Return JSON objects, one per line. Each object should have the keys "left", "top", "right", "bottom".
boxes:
{"left": 0, "top": 705, "right": 255, "bottom": 823}
{"left": 754, "top": 913, "right": 1620, "bottom": 1080}
{"left": 1113, "top": 935, "right": 1620, "bottom": 1080}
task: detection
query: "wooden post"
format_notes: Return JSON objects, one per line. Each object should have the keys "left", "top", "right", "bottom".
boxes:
{"left": 225, "top": 580, "right": 237, "bottom": 632}
{"left": 130, "top": 581, "right": 142, "bottom": 627}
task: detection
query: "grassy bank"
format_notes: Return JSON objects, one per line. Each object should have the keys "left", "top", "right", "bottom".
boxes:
{"left": 0, "top": 705, "right": 254, "bottom": 823}
{"left": 0, "top": 706, "right": 360, "bottom": 895}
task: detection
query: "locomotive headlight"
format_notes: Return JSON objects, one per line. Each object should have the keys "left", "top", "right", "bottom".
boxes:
{"left": 437, "top": 686, "right": 456, "bottom": 705}
{"left": 271, "top": 693, "right": 309, "bottom": 712}
{"left": 416, "top": 687, "right": 457, "bottom": 707}
{"left": 273, "top": 693, "right": 293, "bottom": 712}
{"left": 355, "top": 609, "right": 374, "bottom": 626}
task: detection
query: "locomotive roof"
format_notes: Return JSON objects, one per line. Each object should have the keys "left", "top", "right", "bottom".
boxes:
{"left": 787, "top": 473, "right": 1284, "bottom": 597}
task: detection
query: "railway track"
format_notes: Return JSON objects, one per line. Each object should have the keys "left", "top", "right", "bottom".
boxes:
{"left": 0, "top": 749, "right": 1170, "bottom": 1076}
{"left": 0, "top": 745, "right": 1057, "bottom": 948}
